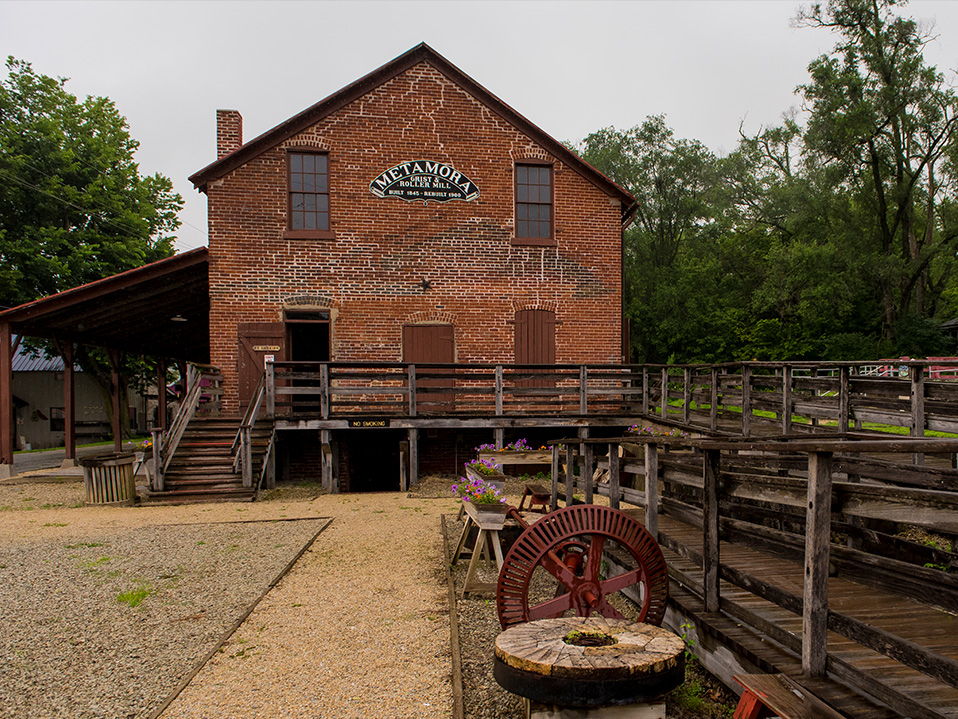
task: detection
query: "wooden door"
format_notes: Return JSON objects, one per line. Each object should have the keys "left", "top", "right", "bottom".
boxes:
{"left": 237, "top": 322, "right": 286, "bottom": 411}
{"left": 515, "top": 309, "right": 556, "bottom": 388}
{"left": 403, "top": 324, "right": 455, "bottom": 413}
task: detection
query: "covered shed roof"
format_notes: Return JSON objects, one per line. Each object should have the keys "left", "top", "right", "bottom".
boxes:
{"left": 0, "top": 248, "right": 210, "bottom": 363}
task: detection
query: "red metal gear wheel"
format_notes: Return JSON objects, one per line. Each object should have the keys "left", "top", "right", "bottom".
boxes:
{"left": 496, "top": 505, "right": 669, "bottom": 629}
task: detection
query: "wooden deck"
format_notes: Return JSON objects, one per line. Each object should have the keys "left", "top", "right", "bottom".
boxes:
{"left": 550, "top": 434, "right": 958, "bottom": 719}
{"left": 660, "top": 513, "right": 958, "bottom": 718}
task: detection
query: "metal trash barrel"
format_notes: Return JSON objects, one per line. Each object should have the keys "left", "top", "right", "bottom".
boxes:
{"left": 79, "top": 452, "right": 137, "bottom": 506}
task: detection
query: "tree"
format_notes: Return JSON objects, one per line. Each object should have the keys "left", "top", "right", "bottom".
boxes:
{"left": 579, "top": 117, "right": 741, "bottom": 362}
{"left": 0, "top": 58, "right": 183, "bottom": 437}
{"left": 0, "top": 57, "right": 182, "bottom": 309}
{"left": 796, "top": 0, "right": 958, "bottom": 347}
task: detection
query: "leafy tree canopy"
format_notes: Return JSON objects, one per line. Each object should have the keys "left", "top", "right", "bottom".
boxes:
{"left": 0, "top": 57, "right": 182, "bottom": 310}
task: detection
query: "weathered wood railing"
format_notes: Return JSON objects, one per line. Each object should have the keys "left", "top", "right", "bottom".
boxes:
{"left": 549, "top": 433, "right": 958, "bottom": 719}
{"left": 263, "top": 360, "right": 958, "bottom": 439}
{"left": 265, "top": 362, "right": 644, "bottom": 418}
{"left": 232, "top": 373, "right": 265, "bottom": 489}
{"left": 150, "top": 364, "right": 223, "bottom": 491}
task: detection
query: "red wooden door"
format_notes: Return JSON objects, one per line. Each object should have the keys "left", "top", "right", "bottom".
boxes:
{"left": 515, "top": 310, "right": 556, "bottom": 388}
{"left": 237, "top": 322, "right": 286, "bottom": 411}
{"left": 403, "top": 324, "right": 455, "bottom": 413}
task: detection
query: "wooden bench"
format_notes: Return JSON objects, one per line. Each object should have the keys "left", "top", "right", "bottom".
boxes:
{"left": 517, "top": 483, "right": 550, "bottom": 513}
{"left": 733, "top": 674, "right": 845, "bottom": 719}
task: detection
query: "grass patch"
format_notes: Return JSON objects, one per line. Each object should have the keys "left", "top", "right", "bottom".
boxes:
{"left": 117, "top": 586, "right": 152, "bottom": 608}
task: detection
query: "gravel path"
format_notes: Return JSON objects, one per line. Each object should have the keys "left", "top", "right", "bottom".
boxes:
{"left": 0, "top": 477, "right": 459, "bottom": 719}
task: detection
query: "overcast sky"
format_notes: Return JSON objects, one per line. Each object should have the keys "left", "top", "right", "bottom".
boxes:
{"left": 4, "top": 0, "right": 958, "bottom": 251}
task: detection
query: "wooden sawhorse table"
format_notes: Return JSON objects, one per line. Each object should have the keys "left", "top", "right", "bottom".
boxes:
{"left": 452, "top": 501, "right": 507, "bottom": 598}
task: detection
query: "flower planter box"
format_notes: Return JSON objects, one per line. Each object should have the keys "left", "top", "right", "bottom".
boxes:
{"left": 478, "top": 450, "right": 552, "bottom": 466}
{"left": 464, "top": 464, "right": 508, "bottom": 484}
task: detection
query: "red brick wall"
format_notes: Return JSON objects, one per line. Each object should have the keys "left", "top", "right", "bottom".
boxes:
{"left": 206, "top": 61, "right": 623, "bottom": 414}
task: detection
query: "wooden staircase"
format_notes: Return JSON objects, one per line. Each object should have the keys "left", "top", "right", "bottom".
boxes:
{"left": 143, "top": 416, "right": 272, "bottom": 505}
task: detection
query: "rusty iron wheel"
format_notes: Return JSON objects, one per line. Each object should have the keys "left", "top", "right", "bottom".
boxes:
{"left": 496, "top": 505, "right": 668, "bottom": 629}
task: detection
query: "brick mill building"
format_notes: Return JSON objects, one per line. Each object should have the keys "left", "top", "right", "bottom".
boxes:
{"left": 1, "top": 43, "right": 638, "bottom": 495}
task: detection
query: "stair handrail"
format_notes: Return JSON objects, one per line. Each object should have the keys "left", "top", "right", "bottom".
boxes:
{"left": 233, "top": 374, "right": 266, "bottom": 487}
{"left": 162, "top": 364, "right": 205, "bottom": 474}
{"left": 254, "top": 429, "right": 276, "bottom": 497}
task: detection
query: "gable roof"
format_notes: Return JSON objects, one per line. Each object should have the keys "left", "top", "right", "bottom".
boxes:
{"left": 0, "top": 248, "right": 210, "bottom": 363}
{"left": 189, "top": 43, "right": 636, "bottom": 225}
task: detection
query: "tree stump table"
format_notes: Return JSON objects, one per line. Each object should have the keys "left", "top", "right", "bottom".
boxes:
{"left": 494, "top": 616, "right": 685, "bottom": 718}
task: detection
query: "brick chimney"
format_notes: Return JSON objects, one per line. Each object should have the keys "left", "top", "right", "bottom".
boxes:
{"left": 216, "top": 110, "right": 243, "bottom": 159}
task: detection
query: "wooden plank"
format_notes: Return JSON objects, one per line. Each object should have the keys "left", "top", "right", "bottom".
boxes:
{"left": 742, "top": 365, "right": 752, "bottom": 436}
{"left": 734, "top": 673, "right": 845, "bottom": 719}
{"left": 703, "top": 448, "right": 721, "bottom": 613}
{"left": 608, "top": 443, "right": 621, "bottom": 509}
{"left": 645, "top": 442, "right": 659, "bottom": 539}
{"left": 803, "top": 451, "right": 832, "bottom": 678}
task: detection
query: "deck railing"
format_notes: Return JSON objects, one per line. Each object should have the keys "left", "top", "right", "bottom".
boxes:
{"left": 263, "top": 360, "right": 958, "bottom": 439}
{"left": 550, "top": 433, "right": 958, "bottom": 717}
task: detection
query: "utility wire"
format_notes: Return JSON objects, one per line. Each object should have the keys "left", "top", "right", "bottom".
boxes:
{"left": 0, "top": 166, "right": 192, "bottom": 251}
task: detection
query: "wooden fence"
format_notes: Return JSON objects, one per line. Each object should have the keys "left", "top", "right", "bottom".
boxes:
{"left": 549, "top": 433, "right": 958, "bottom": 718}
{"left": 263, "top": 360, "right": 958, "bottom": 438}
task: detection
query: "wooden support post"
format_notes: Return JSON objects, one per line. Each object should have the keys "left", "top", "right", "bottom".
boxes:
{"left": 155, "top": 357, "right": 167, "bottom": 431}
{"left": 109, "top": 349, "right": 122, "bottom": 452}
{"left": 241, "top": 426, "right": 253, "bottom": 488}
{"left": 660, "top": 368, "right": 669, "bottom": 420}
{"left": 579, "top": 365, "right": 587, "bottom": 414}
{"left": 399, "top": 438, "right": 408, "bottom": 493}
{"left": 645, "top": 441, "right": 659, "bottom": 540}
{"left": 912, "top": 364, "right": 925, "bottom": 465}
{"left": 782, "top": 364, "right": 792, "bottom": 434}
{"left": 803, "top": 450, "right": 833, "bottom": 678}
{"left": 550, "top": 444, "right": 560, "bottom": 511}
{"left": 608, "top": 442, "right": 621, "bottom": 509}
{"left": 839, "top": 366, "right": 850, "bottom": 434}
{"left": 582, "top": 434, "right": 594, "bottom": 505}
{"left": 642, "top": 366, "right": 649, "bottom": 415}
{"left": 319, "top": 362, "right": 329, "bottom": 419}
{"left": 407, "top": 364, "right": 416, "bottom": 417}
{"left": 703, "top": 448, "right": 721, "bottom": 613}
{"left": 709, "top": 367, "right": 719, "bottom": 431}
{"left": 494, "top": 427, "right": 504, "bottom": 450}
{"left": 321, "top": 429, "right": 332, "bottom": 491}
{"left": 62, "top": 342, "right": 76, "bottom": 464}
{"left": 151, "top": 428, "right": 164, "bottom": 491}
{"left": 177, "top": 360, "right": 188, "bottom": 400}
{"left": 0, "top": 322, "right": 15, "bottom": 473}
{"left": 266, "top": 360, "right": 276, "bottom": 417}
{"left": 495, "top": 365, "right": 503, "bottom": 415}
{"left": 741, "top": 364, "right": 752, "bottom": 437}
{"left": 683, "top": 367, "right": 691, "bottom": 424}
{"left": 565, "top": 444, "right": 575, "bottom": 506}
{"left": 407, "top": 427, "right": 419, "bottom": 487}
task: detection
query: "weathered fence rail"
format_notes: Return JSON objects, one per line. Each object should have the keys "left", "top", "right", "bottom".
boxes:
{"left": 547, "top": 433, "right": 958, "bottom": 718}
{"left": 263, "top": 360, "right": 958, "bottom": 440}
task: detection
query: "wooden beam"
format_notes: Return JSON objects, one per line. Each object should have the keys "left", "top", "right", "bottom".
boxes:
{"left": 781, "top": 364, "right": 792, "bottom": 434}
{"left": 408, "top": 427, "right": 419, "bottom": 486}
{"left": 109, "top": 348, "right": 122, "bottom": 452}
{"left": 660, "top": 367, "right": 668, "bottom": 420}
{"left": 0, "top": 322, "right": 13, "bottom": 470}
{"left": 741, "top": 364, "right": 752, "bottom": 436}
{"left": 551, "top": 444, "right": 560, "bottom": 511}
{"left": 709, "top": 367, "right": 718, "bottom": 431}
{"left": 155, "top": 357, "right": 167, "bottom": 431}
{"left": 645, "top": 441, "right": 659, "bottom": 539}
{"left": 703, "top": 448, "right": 721, "bottom": 612}
{"left": 608, "top": 442, "right": 621, "bottom": 509}
{"left": 803, "top": 450, "right": 833, "bottom": 678}
{"left": 913, "top": 365, "right": 925, "bottom": 465}
{"left": 683, "top": 367, "right": 691, "bottom": 424}
{"left": 62, "top": 341, "right": 76, "bottom": 462}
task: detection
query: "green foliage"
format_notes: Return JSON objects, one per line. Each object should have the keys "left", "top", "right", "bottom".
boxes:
{"left": 575, "top": 0, "right": 958, "bottom": 363}
{"left": 0, "top": 57, "right": 182, "bottom": 309}
{"left": 116, "top": 586, "right": 151, "bottom": 608}
{"left": 0, "top": 57, "right": 183, "bottom": 434}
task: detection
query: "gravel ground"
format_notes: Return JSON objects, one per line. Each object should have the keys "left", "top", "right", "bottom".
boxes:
{"left": 0, "top": 473, "right": 735, "bottom": 719}
{"left": 0, "top": 476, "right": 457, "bottom": 719}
